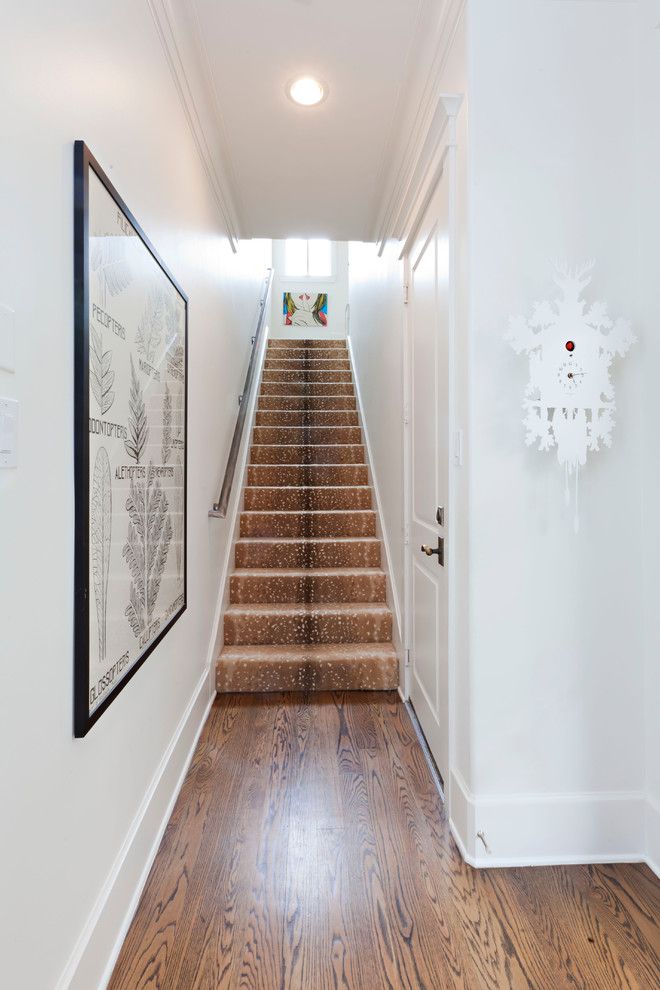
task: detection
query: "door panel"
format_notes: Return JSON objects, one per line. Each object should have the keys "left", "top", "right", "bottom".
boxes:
{"left": 411, "top": 562, "right": 438, "bottom": 707}
{"left": 411, "top": 233, "right": 438, "bottom": 529}
{"left": 408, "top": 172, "right": 450, "bottom": 783}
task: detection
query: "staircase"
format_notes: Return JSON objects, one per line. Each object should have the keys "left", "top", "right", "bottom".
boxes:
{"left": 216, "top": 338, "right": 399, "bottom": 693}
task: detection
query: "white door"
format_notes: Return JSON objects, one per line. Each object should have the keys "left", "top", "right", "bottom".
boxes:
{"left": 406, "top": 173, "right": 450, "bottom": 783}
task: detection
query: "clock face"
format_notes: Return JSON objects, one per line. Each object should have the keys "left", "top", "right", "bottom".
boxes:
{"left": 557, "top": 360, "right": 586, "bottom": 395}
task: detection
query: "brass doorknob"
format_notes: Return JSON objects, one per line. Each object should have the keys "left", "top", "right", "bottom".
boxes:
{"left": 420, "top": 538, "right": 444, "bottom": 566}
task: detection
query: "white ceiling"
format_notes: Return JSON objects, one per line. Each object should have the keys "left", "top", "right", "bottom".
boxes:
{"left": 189, "top": 0, "right": 441, "bottom": 240}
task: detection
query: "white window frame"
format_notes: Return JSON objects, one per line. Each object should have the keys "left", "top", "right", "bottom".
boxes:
{"left": 283, "top": 239, "right": 337, "bottom": 283}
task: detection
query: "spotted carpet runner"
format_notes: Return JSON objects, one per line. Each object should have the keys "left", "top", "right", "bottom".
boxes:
{"left": 216, "top": 338, "right": 398, "bottom": 692}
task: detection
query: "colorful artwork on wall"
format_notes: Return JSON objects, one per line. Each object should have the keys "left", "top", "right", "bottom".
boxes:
{"left": 283, "top": 291, "right": 328, "bottom": 327}
{"left": 73, "top": 141, "right": 188, "bottom": 736}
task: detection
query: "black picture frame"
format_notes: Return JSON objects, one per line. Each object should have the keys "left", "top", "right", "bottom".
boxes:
{"left": 73, "top": 141, "right": 188, "bottom": 737}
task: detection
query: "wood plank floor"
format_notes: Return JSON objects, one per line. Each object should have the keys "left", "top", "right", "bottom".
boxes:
{"left": 108, "top": 692, "right": 660, "bottom": 990}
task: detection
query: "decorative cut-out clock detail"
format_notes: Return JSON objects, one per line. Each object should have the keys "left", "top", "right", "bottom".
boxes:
{"left": 556, "top": 359, "right": 587, "bottom": 394}
{"left": 505, "top": 262, "right": 636, "bottom": 530}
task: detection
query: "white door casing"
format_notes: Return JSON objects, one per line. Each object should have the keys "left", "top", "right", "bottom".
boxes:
{"left": 407, "top": 176, "right": 450, "bottom": 782}
{"left": 403, "top": 96, "right": 461, "bottom": 790}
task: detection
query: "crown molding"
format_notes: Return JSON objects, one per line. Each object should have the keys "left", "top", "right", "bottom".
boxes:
{"left": 397, "top": 94, "right": 463, "bottom": 263}
{"left": 372, "top": 0, "right": 466, "bottom": 252}
{"left": 145, "top": 0, "right": 243, "bottom": 252}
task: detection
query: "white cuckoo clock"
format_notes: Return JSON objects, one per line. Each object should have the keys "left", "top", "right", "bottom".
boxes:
{"left": 506, "top": 262, "right": 635, "bottom": 530}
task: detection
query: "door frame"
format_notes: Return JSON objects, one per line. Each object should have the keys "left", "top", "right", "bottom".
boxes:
{"left": 401, "top": 95, "right": 462, "bottom": 815}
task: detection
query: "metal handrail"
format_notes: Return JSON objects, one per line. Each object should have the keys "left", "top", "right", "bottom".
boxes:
{"left": 209, "top": 268, "right": 273, "bottom": 518}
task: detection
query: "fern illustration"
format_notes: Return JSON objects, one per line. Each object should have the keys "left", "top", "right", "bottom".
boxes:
{"left": 164, "top": 293, "right": 184, "bottom": 373}
{"left": 123, "top": 463, "right": 173, "bottom": 637}
{"left": 90, "top": 235, "right": 132, "bottom": 306}
{"left": 168, "top": 338, "right": 185, "bottom": 379}
{"left": 90, "top": 325, "right": 115, "bottom": 415}
{"left": 124, "top": 356, "right": 149, "bottom": 463}
{"left": 91, "top": 448, "right": 112, "bottom": 663}
{"left": 162, "top": 384, "right": 172, "bottom": 464}
{"left": 173, "top": 455, "right": 184, "bottom": 580}
{"left": 136, "top": 286, "right": 165, "bottom": 365}
{"left": 167, "top": 325, "right": 185, "bottom": 380}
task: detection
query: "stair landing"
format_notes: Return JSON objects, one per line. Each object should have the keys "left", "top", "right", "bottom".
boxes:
{"left": 216, "top": 338, "right": 398, "bottom": 693}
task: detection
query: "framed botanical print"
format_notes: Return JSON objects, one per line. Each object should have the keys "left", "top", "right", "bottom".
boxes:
{"left": 73, "top": 141, "right": 188, "bottom": 737}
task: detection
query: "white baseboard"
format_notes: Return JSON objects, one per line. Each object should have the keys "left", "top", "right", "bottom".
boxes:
{"left": 646, "top": 795, "right": 660, "bottom": 878}
{"left": 449, "top": 769, "right": 648, "bottom": 869}
{"left": 346, "top": 336, "right": 405, "bottom": 678}
{"left": 56, "top": 668, "right": 214, "bottom": 990}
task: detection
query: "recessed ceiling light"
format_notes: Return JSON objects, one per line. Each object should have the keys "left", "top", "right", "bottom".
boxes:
{"left": 286, "top": 76, "right": 327, "bottom": 107}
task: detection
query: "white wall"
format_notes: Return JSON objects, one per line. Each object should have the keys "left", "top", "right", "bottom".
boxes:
{"left": 347, "top": 242, "right": 405, "bottom": 604}
{"left": 638, "top": 0, "right": 660, "bottom": 874}
{"left": 464, "top": 0, "right": 645, "bottom": 863}
{"left": 348, "top": 240, "right": 407, "bottom": 655}
{"left": 351, "top": 0, "right": 658, "bottom": 869}
{"left": 270, "top": 239, "right": 348, "bottom": 339}
{"left": 0, "top": 3, "right": 270, "bottom": 988}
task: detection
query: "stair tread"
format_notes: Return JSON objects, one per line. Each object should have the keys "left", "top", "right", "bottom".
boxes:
{"left": 247, "top": 465, "right": 369, "bottom": 485}
{"left": 226, "top": 602, "right": 389, "bottom": 614}
{"left": 257, "top": 408, "right": 358, "bottom": 411}
{"left": 218, "top": 335, "right": 396, "bottom": 692}
{"left": 242, "top": 512, "right": 376, "bottom": 516}
{"left": 244, "top": 485, "right": 371, "bottom": 490}
{"left": 237, "top": 536, "right": 379, "bottom": 543}
{"left": 232, "top": 566, "right": 385, "bottom": 577}
{"left": 251, "top": 445, "right": 363, "bottom": 451}
{"left": 263, "top": 362, "right": 350, "bottom": 365}
{"left": 219, "top": 642, "right": 397, "bottom": 660}
{"left": 261, "top": 386, "right": 353, "bottom": 388}
{"left": 253, "top": 425, "right": 360, "bottom": 430}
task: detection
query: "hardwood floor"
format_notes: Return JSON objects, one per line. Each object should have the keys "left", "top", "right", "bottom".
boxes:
{"left": 108, "top": 693, "right": 660, "bottom": 990}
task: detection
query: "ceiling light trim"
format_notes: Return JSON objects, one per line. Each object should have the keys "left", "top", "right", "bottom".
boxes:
{"left": 371, "top": 0, "right": 466, "bottom": 251}
{"left": 145, "top": 0, "right": 243, "bottom": 251}
{"left": 286, "top": 76, "right": 329, "bottom": 107}
{"left": 188, "top": 0, "right": 247, "bottom": 232}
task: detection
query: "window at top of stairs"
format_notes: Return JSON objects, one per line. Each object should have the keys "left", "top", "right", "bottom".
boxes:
{"left": 284, "top": 238, "right": 333, "bottom": 278}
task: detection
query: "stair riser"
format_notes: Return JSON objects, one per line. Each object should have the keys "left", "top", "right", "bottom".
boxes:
{"left": 218, "top": 332, "right": 395, "bottom": 694}
{"left": 247, "top": 464, "right": 369, "bottom": 486}
{"left": 216, "top": 653, "right": 398, "bottom": 693}
{"left": 230, "top": 572, "right": 387, "bottom": 604}
{"left": 252, "top": 426, "right": 362, "bottom": 445}
{"left": 236, "top": 540, "right": 380, "bottom": 568}
{"left": 262, "top": 369, "right": 353, "bottom": 384}
{"left": 243, "top": 486, "right": 372, "bottom": 510}
{"left": 224, "top": 611, "right": 392, "bottom": 646}
{"left": 250, "top": 445, "right": 365, "bottom": 465}
{"left": 264, "top": 359, "right": 351, "bottom": 371}
{"left": 258, "top": 395, "right": 356, "bottom": 411}
{"left": 266, "top": 350, "right": 348, "bottom": 362}
{"left": 268, "top": 340, "right": 347, "bottom": 350}
{"left": 240, "top": 511, "right": 376, "bottom": 538}
{"left": 255, "top": 410, "right": 359, "bottom": 427}
{"left": 260, "top": 382, "right": 355, "bottom": 396}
